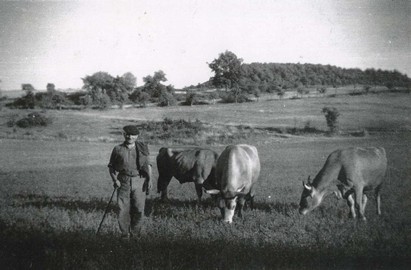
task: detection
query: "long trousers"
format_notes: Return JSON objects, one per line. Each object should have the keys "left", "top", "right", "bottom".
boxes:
{"left": 117, "top": 175, "right": 146, "bottom": 235}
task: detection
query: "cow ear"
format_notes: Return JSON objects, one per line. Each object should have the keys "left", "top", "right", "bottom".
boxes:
{"left": 307, "top": 176, "right": 311, "bottom": 183}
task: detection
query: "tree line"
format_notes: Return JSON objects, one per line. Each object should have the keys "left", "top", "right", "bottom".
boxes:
{"left": 202, "top": 50, "right": 410, "bottom": 102}
{"left": 5, "top": 50, "right": 411, "bottom": 109}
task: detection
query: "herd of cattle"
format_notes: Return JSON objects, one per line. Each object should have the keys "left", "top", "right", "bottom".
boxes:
{"left": 156, "top": 144, "right": 388, "bottom": 223}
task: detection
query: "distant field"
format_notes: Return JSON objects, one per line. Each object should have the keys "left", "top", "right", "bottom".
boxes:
{"left": 0, "top": 92, "right": 410, "bottom": 143}
{"left": 0, "top": 92, "right": 410, "bottom": 269}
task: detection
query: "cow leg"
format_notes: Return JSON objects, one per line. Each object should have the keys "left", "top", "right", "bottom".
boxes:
{"left": 375, "top": 185, "right": 382, "bottom": 215}
{"left": 249, "top": 195, "right": 255, "bottom": 210}
{"left": 157, "top": 175, "right": 172, "bottom": 201}
{"left": 194, "top": 183, "right": 203, "bottom": 204}
{"left": 218, "top": 197, "right": 225, "bottom": 218}
{"left": 237, "top": 197, "right": 246, "bottom": 218}
{"left": 347, "top": 193, "right": 356, "bottom": 219}
{"left": 354, "top": 187, "right": 366, "bottom": 221}
{"left": 361, "top": 194, "right": 368, "bottom": 215}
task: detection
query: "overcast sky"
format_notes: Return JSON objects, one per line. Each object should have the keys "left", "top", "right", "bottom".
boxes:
{"left": 0, "top": 0, "right": 410, "bottom": 91}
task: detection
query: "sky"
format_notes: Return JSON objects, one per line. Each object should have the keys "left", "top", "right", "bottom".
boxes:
{"left": 0, "top": 0, "right": 410, "bottom": 91}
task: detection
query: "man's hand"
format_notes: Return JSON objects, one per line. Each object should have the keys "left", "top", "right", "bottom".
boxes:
{"left": 113, "top": 180, "right": 121, "bottom": 189}
{"left": 143, "top": 180, "right": 152, "bottom": 195}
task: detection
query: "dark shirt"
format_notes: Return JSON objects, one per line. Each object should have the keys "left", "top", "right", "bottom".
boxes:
{"left": 108, "top": 143, "right": 140, "bottom": 177}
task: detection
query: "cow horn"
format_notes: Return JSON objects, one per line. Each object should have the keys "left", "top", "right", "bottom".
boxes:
{"left": 166, "top": 148, "right": 174, "bottom": 158}
{"left": 205, "top": 189, "right": 221, "bottom": 195}
{"left": 304, "top": 182, "right": 312, "bottom": 191}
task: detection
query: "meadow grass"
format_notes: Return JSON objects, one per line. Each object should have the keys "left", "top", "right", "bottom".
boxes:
{"left": 0, "top": 132, "right": 410, "bottom": 269}
{"left": 0, "top": 92, "right": 410, "bottom": 269}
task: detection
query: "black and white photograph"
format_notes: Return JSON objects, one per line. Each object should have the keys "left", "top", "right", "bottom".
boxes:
{"left": 0, "top": 0, "right": 410, "bottom": 269}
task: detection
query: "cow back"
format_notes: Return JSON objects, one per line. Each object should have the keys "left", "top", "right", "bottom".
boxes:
{"left": 216, "top": 144, "right": 260, "bottom": 197}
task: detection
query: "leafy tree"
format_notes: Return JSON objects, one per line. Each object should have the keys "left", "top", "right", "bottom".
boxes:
{"left": 158, "top": 89, "right": 177, "bottom": 107}
{"left": 363, "top": 85, "right": 371, "bottom": 94}
{"left": 208, "top": 50, "right": 243, "bottom": 91}
{"left": 385, "top": 82, "right": 394, "bottom": 91}
{"left": 82, "top": 72, "right": 114, "bottom": 108}
{"left": 277, "top": 88, "right": 285, "bottom": 99}
{"left": 120, "top": 72, "right": 137, "bottom": 91}
{"left": 317, "top": 87, "right": 327, "bottom": 97}
{"left": 129, "top": 89, "right": 150, "bottom": 107}
{"left": 22, "top": 84, "right": 35, "bottom": 92}
{"left": 142, "top": 70, "right": 167, "bottom": 98}
{"left": 82, "top": 71, "right": 137, "bottom": 108}
{"left": 297, "top": 87, "right": 309, "bottom": 98}
{"left": 185, "top": 90, "right": 200, "bottom": 106}
{"left": 322, "top": 107, "right": 340, "bottom": 134}
{"left": 46, "top": 83, "right": 56, "bottom": 93}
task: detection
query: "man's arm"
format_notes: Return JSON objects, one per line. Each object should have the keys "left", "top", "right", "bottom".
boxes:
{"left": 109, "top": 167, "right": 121, "bottom": 188}
{"left": 142, "top": 164, "right": 152, "bottom": 194}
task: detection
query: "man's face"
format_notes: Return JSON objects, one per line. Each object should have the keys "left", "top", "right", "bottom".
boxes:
{"left": 123, "top": 132, "right": 138, "bottom": 144}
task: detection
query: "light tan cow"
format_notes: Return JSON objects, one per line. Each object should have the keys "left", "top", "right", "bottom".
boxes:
{"left": 299, "top": 147, "right": 387, "bottom": 220}
{"left": 206, "top": 144, "right": 260, "bottom": 223}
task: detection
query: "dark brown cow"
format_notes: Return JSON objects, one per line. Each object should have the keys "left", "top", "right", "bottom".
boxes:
{"left": 156, "top": 147, "right": 219, "bottom": 202}
{"left": 206, "top": 144, "right": 260, "bottom": 223}
{"left": 299, "top": 147, "right": 387, "bottom": 220}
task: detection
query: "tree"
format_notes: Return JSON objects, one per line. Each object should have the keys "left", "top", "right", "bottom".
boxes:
{"left": 277, "top": 88, "right": 285, "bottom": 99}
{"left": 22, "top": 84, "right": 35, "bottom": 92}
{"left": 82, "top": 71, "right": 137, "bottom": 108}
{"left": 130, "top": 89, "right": 150, "bottom": 107}
{"left": 208, "top": 50, "right": 243, "bottom": 91}
{"left": 20, "top": 84, "right": 36, "bottom": 109}
{"left": 322, "top": 107, "right": 340, "bottom": 134}
{"left": 120, "top": 72, "right": 137, "bottom": 91}
{"left": 46, "top": 83, "right": 56, "bottom": 93}
{"left": 185, "top": 90, "right": 200, "bottom": 106}
{"left": 158, "top": 89, "right": 177, "bottom": 107}
{"left": 142, "top": 70, "right": 167, "bottom": 98}
{"left": 317, "top": 87, "right": 327, "bottom": 97}
{"left": 363, "top": 85, "right": 371, "bottom": 95}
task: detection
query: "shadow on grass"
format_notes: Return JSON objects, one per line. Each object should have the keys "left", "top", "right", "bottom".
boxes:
{"left": 0, "top": 219, "right": 409, "bottom": 270}
{"left": 14, "top": 193, "right": 300, "bottom": 218}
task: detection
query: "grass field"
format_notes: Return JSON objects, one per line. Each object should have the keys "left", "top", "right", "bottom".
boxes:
{"left": 0, "top": 92, "right": 410, "bottom": 269}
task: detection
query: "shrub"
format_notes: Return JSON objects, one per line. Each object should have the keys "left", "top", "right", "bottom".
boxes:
{"left": 184, "top": 90, "right": 200, "bottom": 106}
{"left": 322, "top": 107, "right": 340, "bottom": 134}
{"left": 219, "top": 91, "right": 250, "bottom": 103}
{"left": 317, "top": 87, "right": 327, "bottom": 96}
{"left": 158, "top": 91, "right": 177, "bottom": 107}
{"left": 14, "top": 112, "right": 52, "bottom": 128}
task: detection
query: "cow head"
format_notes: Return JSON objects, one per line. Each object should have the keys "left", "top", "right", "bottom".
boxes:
{"left": 205, "top": 188, "right": 243, "bottom": 224}
{"left": 299, "top": 176, "right": 325, "bottom": 215}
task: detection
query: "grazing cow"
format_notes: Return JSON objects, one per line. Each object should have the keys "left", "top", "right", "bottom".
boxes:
{"left": 299, "top": 147, "right": 387, "bottom": 220}
{"left": 205, "top": 144, "right": 260, "bottom": 223}
{"left": 156, "top": 147, "right": 219, "bottom": 203}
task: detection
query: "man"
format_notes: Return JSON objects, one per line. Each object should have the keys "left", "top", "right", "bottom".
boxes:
{"left": 108, "top": 125, "right": 152, "bottom": 238}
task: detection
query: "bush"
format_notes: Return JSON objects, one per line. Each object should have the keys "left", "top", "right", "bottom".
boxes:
{"left": 219, "top": 91, "right": 250, "bottom": 103}
{"left": 184, "top": 90, "right": 200, "bottom": 106}
{"left": 13, "top": 112, "right": 52, "bottom": 128}
{"left": 141, "top": 118, "right": 205, "bottom": 142}
{"left": 158, "top": 91, "right": 177, "bottom": 107}
{"left": 322, "top": 107, "right": 340, "bottom": 134}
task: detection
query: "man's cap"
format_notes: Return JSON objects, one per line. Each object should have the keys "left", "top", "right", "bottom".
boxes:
{"left": 123, "top": 125, "right": 140, "bottom": 135}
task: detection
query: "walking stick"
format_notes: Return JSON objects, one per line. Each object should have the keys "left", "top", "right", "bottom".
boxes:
{"left": 96, "top": 187, "right": 117, "bottom": 235}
